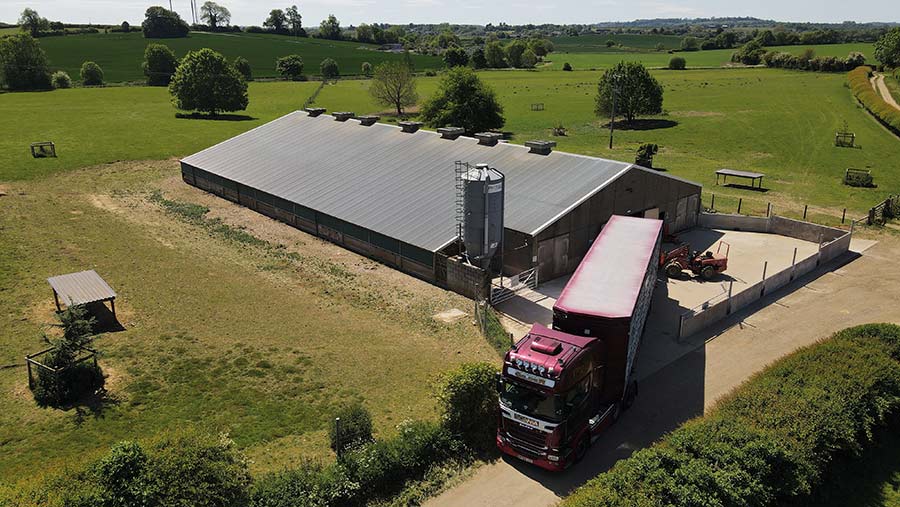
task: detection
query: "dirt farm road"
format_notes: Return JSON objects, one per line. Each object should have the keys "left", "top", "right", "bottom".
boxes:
{"left": 427, "top": 237, "right": 900, "bottom": 507}
{"left": 872, "top": 72, "right": 900, "bottom": 110}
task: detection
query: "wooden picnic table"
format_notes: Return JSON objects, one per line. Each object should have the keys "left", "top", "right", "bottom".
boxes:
{"left": 715, "top": 168, "right": 765, "bottom": 189}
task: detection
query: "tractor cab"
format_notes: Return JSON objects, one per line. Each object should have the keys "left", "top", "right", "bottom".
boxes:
{"left": 661, "top": 241, "right": 730, "bottom": 281}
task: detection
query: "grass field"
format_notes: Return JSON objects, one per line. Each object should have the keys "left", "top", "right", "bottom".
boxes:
{"left": 5, "top": 67, "right": 894, "bottom": 217}
{"left": 0, "top": 159, "right": 495, "bottom": 481}
{"left": 545, "top": 42, "right": 877, "bottom": 70}
{"left": 34, "top": 31, "right": 442, "bottom": 82}
{"left": 550, "top": 33, "right": 685, "bottom": 51}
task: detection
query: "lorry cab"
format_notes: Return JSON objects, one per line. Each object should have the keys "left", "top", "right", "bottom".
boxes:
{"left": 497, "top": 324, "right": 612, "bottom": 471}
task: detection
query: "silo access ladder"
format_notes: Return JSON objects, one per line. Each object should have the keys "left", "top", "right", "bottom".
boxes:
{"left": 490, "top": 267, "right": 538, "bottom": 305}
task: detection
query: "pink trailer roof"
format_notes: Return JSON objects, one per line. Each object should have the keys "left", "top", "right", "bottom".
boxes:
{"left": 553, "top": 216, "right": 662, "bottom": 320}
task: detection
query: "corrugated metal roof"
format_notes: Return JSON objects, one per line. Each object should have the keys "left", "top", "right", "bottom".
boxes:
{"left": 554, "top": 216, "right": 663, "bottom": 320}
{"left": 182, "top": 112, "right": 688, "bottom": 252}
{"left": 47, "top": 270, "right": 116, "bottom": 306}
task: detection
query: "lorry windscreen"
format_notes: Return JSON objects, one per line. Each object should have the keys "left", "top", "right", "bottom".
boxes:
{"left": 500, "top": 381, "right": 563, "bottom": 422}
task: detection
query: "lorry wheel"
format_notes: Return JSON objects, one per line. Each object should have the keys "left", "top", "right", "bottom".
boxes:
{"left": 701, "top": 265, "right": 715, "bottom": 280}
{"left": 573, "top": 436, "right": 589, "bottom": 463}
{"left": 665, "top": 262, "right": 682, "bottom": 278}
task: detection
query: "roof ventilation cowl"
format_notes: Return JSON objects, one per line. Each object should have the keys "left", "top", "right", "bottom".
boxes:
{"left": 525, "top": 140, "right": 557, "bottom": 155}
{"left": 358, "top": 115, "right": 380, "bottom": 126}
{"left": 475, "top": 132, "right": 502, "bottom": 146}
{"left": 333, "top": 112, "right": 355, "bottom": 122}
{"left": 399, "top": 121, "right": 423, "bottom": 133}
{"left": 305, "top": 107, "right": 326, "bottom": 117}
{"left": 437, "top": 127, "right": 465, "bottom": 140}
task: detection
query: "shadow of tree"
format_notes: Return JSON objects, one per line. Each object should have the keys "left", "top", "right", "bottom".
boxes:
{"left": 605, "top": 119, "right": 679, "bottom": 131}
{"left": 175, "top": 113, "right": 256, "bottom": 121}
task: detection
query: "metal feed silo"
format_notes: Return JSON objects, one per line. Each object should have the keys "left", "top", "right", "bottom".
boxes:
{"left": 463, "top": 163, "right": 505, "bottom": 270}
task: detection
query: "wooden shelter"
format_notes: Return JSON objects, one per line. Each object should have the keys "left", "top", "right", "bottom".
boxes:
{"left": 47, "top": 270, "right": 116, "bottom": 316}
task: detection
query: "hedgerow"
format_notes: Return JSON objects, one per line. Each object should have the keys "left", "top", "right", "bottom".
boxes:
{"left": 561, "top": 323, "right": 900, "bottom": 507}
{"left": 848, "top": 66, "right": 900, "bottom": 135}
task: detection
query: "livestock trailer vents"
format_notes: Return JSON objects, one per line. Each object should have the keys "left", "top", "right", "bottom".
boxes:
{"left": 180, "top": 110, "right": 701, "bottom": 297}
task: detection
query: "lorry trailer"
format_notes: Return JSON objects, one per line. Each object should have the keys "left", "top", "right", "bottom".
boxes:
{"left": 497, "top": 215, "right": 663, "bottom": 471}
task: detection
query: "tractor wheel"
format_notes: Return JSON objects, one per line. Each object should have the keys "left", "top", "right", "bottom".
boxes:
{"left": 665, "top": 262, "right": 682, "bottom": 278}
{"left": 701, "top": 265, "right": 716, "bottom": 280}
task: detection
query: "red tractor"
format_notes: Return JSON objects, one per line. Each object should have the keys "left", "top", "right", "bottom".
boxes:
{"left": 661, "top": 242, "right": 730, "bottom": 281}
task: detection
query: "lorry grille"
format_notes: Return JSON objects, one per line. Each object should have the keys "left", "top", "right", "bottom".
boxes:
{"left": 504, "top": 422, "right": 548, "bottom": 455}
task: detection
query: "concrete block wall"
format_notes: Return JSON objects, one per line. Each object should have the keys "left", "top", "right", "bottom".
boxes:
{"left": 447, "top": 256, "right": 489, "bottom": 299}
{"left": 699, "top": 213, "right": 770, "bottom": 232}
{"left": 770, "top": 216, "right": 845, "bottom": 244}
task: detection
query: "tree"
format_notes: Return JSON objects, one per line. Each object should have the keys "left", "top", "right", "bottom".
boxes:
{"left": 606, "top": 39, "right": 616, "bottom": 48}
{"left": 356, "top": 23, "right": 374, "bottom": 43}
{"left": 361, "top": 61, "right": 372, "bottom": 76}
{"left": 681, "top": 36, "right": 700, "bottom": 51}
{"left": 143, "top": 43, "right": 178, "bottom": 86}
{"left": 402, "top": 50, "right": 415, "bottom": 71}
{"left": 562, "top": 62, "right": 573, "bottom": 71}
{"left": 875, "top": 27, "right": 900, "bottom": 68}
{"left": 668, "top": 56, "right": 686, "bottom": 70}
{"left": 369, "top": 61, "right": 418, "bottom": 116}
{"left": 443, "top": 46, "right": 469, "bottom": 67}
{"left": 275, "top": 54, "right": 304, "bottom": 80}
{"left": 231, "top": 56, "right": 251, "bottom": 81}
{"left": 121, "top": 21, "right": 131, "bottom": 32}
{"left": 32, "top": 305, "right": 104, "bottom": 407}
{"left": 285, "top": 5, "right": 304, "bottom": 36}
{"left": 521, "top": 49, "right": 538, "bottom": 68}
{"left": 471, "top": 48, "right": 487, "bottom": 69}
{"left": 169, "top": 48, "right": 248, "bottom": 115}
{"left": 263, "top": 9, "right": 286, "bottom": 32}
{"left": 320, "top": 58, "right": 339, "bottom": 79}
{"left": 436, "top": 362, "right": 499, "bottom": 451}
{"left": 142, "top": 6, "right": 190, "bottom": 38}
{"left": 594, "top": 61, "right": 663, "bottom": 124}
{"left": 51, "top": 70, "right": 71, "bottom": 89}
{"left": 200, "top": 1, "right": 231, "bottom": 29}
{"left": 80, "top": 61, "right": 104, "bottom": 85}
{"left": 420, "top": 67, "right": 504, "bottom": 134}
{"left": 436, "top": 31, "right": 460, "bottom": 49}
{"left": 19, "top": 8, "right": 49, "bottom": 37}
{"left": 529, "top": 38, "right": 552, "bottom": 57}
{"left": 505, "top": 39, "right": 527, "bottom": 68}
{"left": 0, "top": 34, "right": 51, "bottom": 90}
{"left": 485, "top": 40, "right": 506, "bottom": 68}
{"left": 731, "top": 40, "right": 766, "bottom": 65}
{"left": 655, "top": 42, "right": 665, "bottom": 51}
{"left": 318, "top": 14, "right": 341, "bottom": 40}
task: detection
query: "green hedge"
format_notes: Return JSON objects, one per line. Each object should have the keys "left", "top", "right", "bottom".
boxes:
{"left": 848, "top": 66, "right": 900, "bottom": 135}
{"left": 561, "top": 323, "right": 900, "bottom": 507}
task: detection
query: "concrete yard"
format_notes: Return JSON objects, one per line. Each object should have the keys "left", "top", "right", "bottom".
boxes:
{"left": 494, "top": 227, "right": 822, "bottom": 380}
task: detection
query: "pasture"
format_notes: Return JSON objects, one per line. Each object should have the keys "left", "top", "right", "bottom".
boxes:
{"left": 545, "top": 42, "right": 877, "bottom": 70}
{"left": 34, "top": 31, "right": 442, "bottom": 82}
{"left": 550, "top": 33, "right": 685, "bottom": 51}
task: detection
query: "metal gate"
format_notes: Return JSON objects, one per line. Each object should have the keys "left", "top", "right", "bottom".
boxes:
{"left": 490, "top": 267, "right": 538, "bottom": 305}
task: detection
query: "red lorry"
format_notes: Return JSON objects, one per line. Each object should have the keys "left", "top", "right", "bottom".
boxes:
{"left": 496, "top": 215, "right": 663, "bottom": 471}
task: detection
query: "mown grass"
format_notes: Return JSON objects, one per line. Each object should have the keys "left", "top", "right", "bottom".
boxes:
{"left": 550, "top": 33, "right": 685, "bottom": 52}
{"left": 0, "top": 162, "right": 494, "bottom": 481}
{"left": 36, "top": 31, "right": 442, "bottom": 83}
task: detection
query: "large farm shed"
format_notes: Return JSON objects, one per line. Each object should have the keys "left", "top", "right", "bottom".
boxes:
{"left": 180, "top": 110, "right": 701, "bottom": 293}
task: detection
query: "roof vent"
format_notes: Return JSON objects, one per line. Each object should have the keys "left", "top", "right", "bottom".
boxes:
{"left": 333, "top": 112, "right": 355, "bottom": 122}
{"left": 525, "top": 140, "right": 557, "bottom": 155}
{"left": 358, "top": 115, "right": 380, "bottom": 126}
{"left": 399, "top": 121, "right": 423, "bottom": 133}
{"left": 475, "top": 132, "right": 502, "bottom": 146}
{"left": 531, "top": 336, "right": 563, "bottom": 355}
{"left": 437, "top": 127, "right": 465, "bottom": 140}
{"left": 305, "top": 107, "right": 326, "bottom": 117}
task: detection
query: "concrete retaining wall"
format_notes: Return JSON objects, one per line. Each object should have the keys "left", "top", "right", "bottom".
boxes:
{"left": 699, "top": 213, "right": 770, "bottom": 232}
{"left": 770, "top": 216, "right": 845, "bottom": 243}
{"left": 730, "top": 281, "right": 763, "bottom": 313}
{"left": 679, "top": 300, "right": 729, "bottom": 338}
{"left": 821, "top": 232, "right": 852, "bottom": 263}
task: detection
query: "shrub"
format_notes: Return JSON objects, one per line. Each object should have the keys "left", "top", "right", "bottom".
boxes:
{"left": 680, "top": 36, "right": 700, "bottom": 51}
{"left": 92, "top": 441, "right": 151, "bottom": 507}
{"left": 562, "top": 62, "right": 572, "bottom": 71}
{"left": 635, "top": 143, "right": 658, "bottom": 168}
{"left": 668, "top": 56, "right": 686, "bottom": 70}
{"left": 275, "top": 54, "right": 304, "bottom": 80}
{"left": 169, "top": 48, "right": 249, "bottom": 115}
{"left": 250, "top": 460, "right": 357, "bottom": 507}
{"left": 420, "top": 67, "right": 505, "bottom": 134}
{"left": 443, "top": 46, "right": 469, "bottom": 68}
{"left": 329, "top": 402, "right": 373, "bottom": 453}
{"left": 435, "top": 362, "right": 499, "bottom": 451}
{"left": 142, "top": 6, "right": 190, "bottom": 38}
{"left": 605, "top": 39, "right": 616, "bottom": 48}
{"left": 361, "top": 61, "right": 372, "bottom": 77}
{"left": 80, "top": 61, "right": 103, "bottom": 85}
{"left": 561, "top": 323, "right": 900, "bottom": 507}
{"left": 731, "top": 40, "right": 766, "bottom": 65}
{"left": 848, "top": 66, "right": 900, "bottom": 135}
{"left": 233, "top": 56, "right": 252, "bottom": 81}
{"left": 320, "top": 58, "right": 339, "bottom": 79}
{"left": 51, "top": 70, "right": 71, "bottom": 88}
{"left": 0, "top": 33, "right": 52, "bottom": 90}
{"left": 143, "top": 42, "right": 177, "bottom": 86}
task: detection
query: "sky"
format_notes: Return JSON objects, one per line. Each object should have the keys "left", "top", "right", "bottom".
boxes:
{"left": 1, "top": 0, "right": 897, "bottom": 27}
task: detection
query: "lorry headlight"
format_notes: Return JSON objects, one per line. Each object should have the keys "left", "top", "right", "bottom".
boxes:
{"left": 548, "top": 455, "right": 560, "bottom": 462}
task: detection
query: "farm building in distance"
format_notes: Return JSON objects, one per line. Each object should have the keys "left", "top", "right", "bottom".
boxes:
{"left": 180, "top": 110, "right": 701, "bottom": 295}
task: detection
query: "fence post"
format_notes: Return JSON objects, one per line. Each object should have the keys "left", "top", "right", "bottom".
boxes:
{"left": 841, "top": 208, "right": 846, "bottom": 224}
{"left": 766, "top": 203, "right": 772, "bottom": 217}
{"left": 737, "top": 198, "right": 742, "bottom": 214}
{"left": 26, "top": 358, "right": 33, "bottom": 390}
{"left": 726, "top": 280, "right": 734, "bottom": 314}
{"left": 334, "top": 417, "right": 342, "bottom": 457}
{"left": 710, "top": 193, "right": 715, "bottom": 211}
{"left": 761, "top": 261, "right": 768, "bottom": 297}
{"left": 790, "top": 247, "right": 798, "bottom": 280}
{"left": 803, "top": 204, "right": 808, "bottom": 220}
